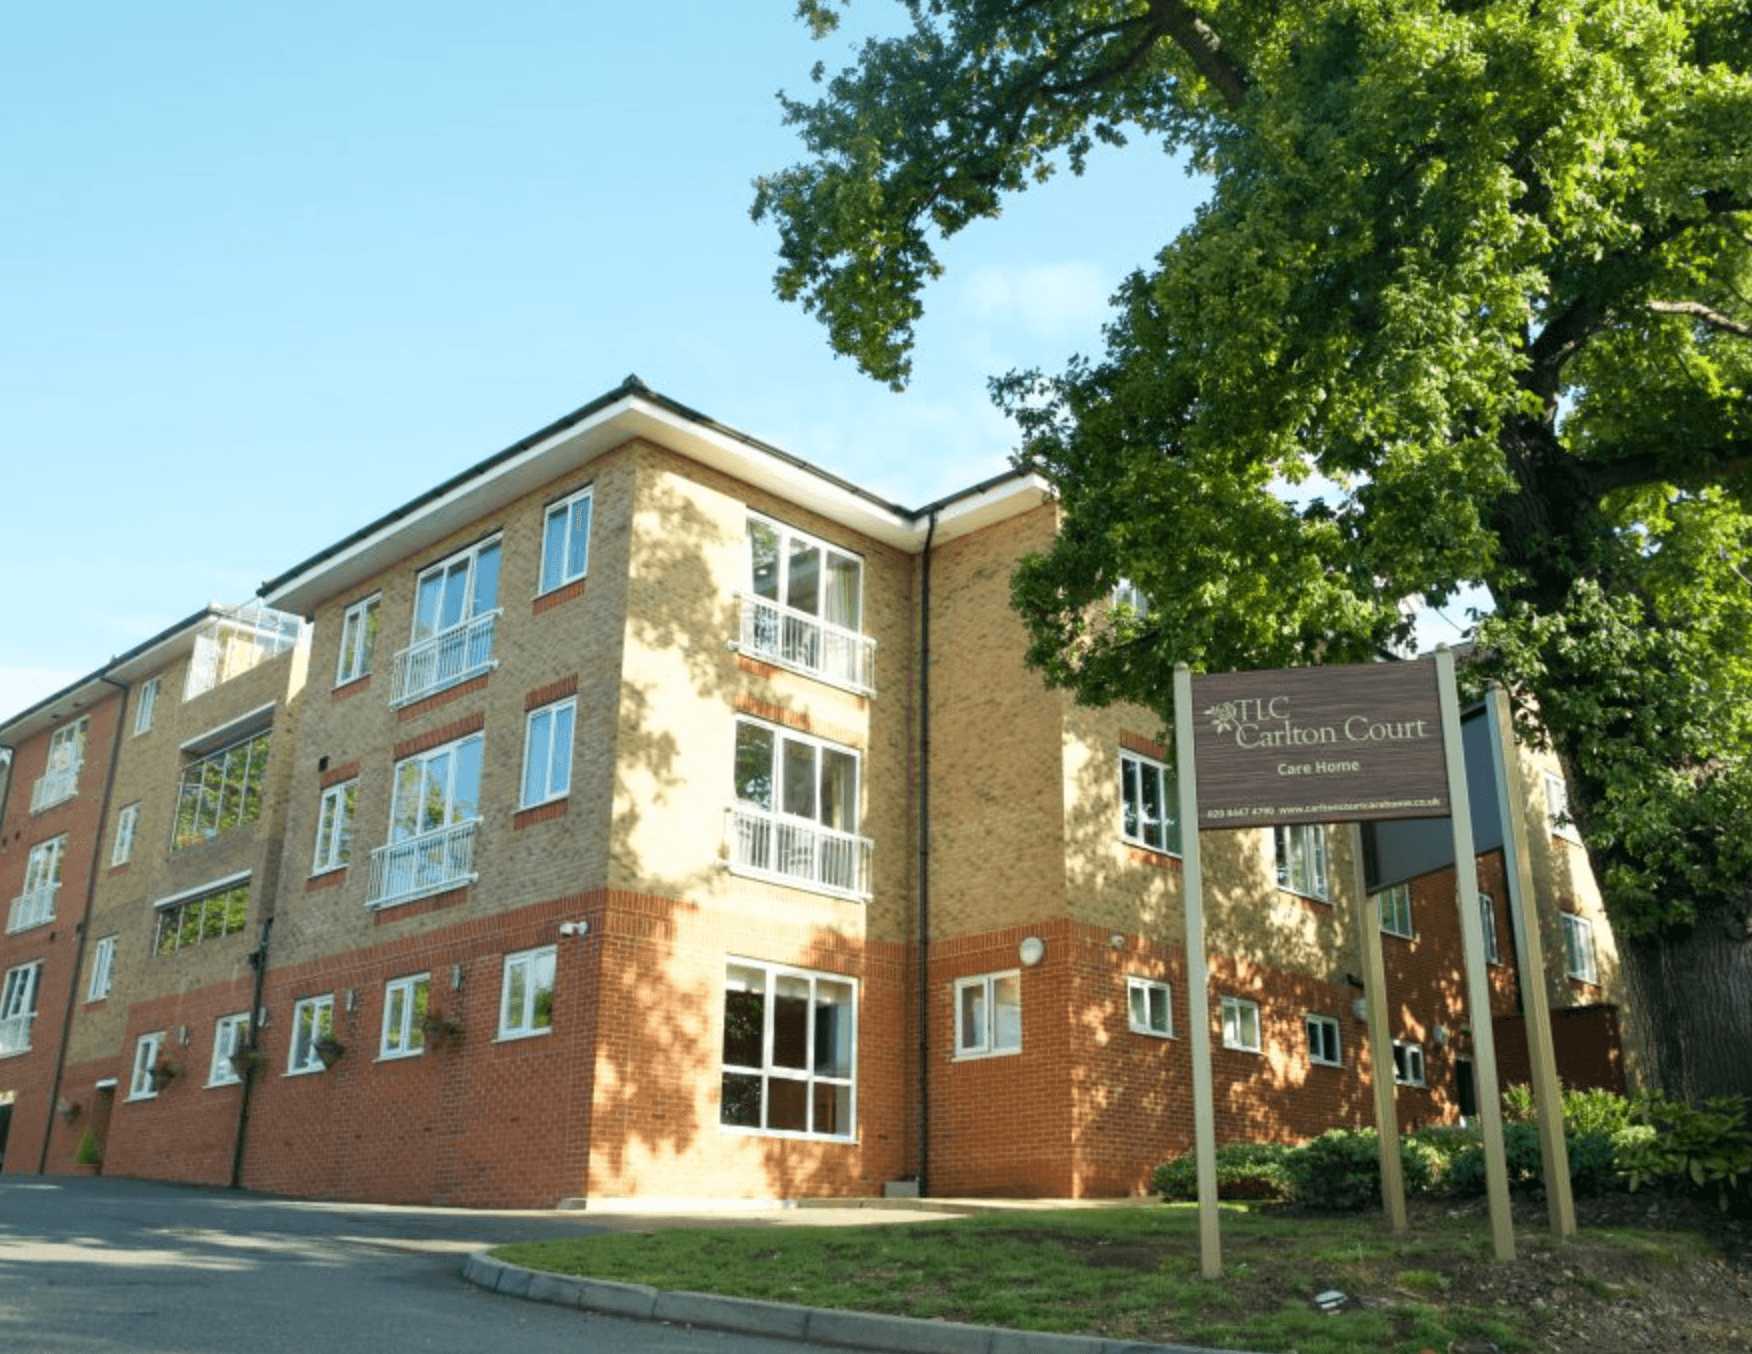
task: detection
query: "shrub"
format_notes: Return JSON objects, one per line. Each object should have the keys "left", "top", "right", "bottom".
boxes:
{"left": 1562, "top": 1086, "right": 1634, "bottom": 1139}
{"left": 1501, "top": 1083, "right": 1536, "bottom": 1123}
{"left": 1151, "top": 1141, "right": 1294, "bottom": 1203}
{"left": 1618, "top": 1093, "right": 1752, "bottom": 1213}
{"left": 1285, "top": 1128, "right": 1436, "bottom": 1211}
{"left": 74, "top": 1130, "right": 101, "bottom": 1166}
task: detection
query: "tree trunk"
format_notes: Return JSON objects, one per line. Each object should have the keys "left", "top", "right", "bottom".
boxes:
{"left": 1616, "top": 908, "right": 1752, "bottom": 1103}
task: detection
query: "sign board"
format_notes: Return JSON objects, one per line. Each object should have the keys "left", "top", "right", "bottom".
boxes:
{"left": 1360, "top": 703, "right": 1504, "bottom": 893}
{"left": 1190, "top": 661, "right": 1448, "bottom": 830}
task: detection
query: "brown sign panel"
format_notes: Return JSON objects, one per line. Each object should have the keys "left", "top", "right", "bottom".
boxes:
{"left": 1190, "top": 662, "right": 1448, "bottom": 829}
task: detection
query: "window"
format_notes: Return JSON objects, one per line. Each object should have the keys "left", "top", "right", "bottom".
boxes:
{"left": 1221, "top": 995, "right": 1262, "bottom": 1052}
{"left": 720, "top": 960, "right": 856, "bottom": 1139}
{"left": 128, "top": 1031, "right": 164, "bottom": 1099}
{"left": 1479, "top": 892, "right": 1501, "bottom": 964}
{"left": 1274, "top": 825, "right": 1330, "bottom": 900}
{"left": 740, "top": 515, "right": 871, "bottom": 692}
{"left": 1392, "top": 1040, "right": 1427, "bottom": 1086}
{"left": 1562, "top": 913, "right": 1599, "bottom": 984}
{"left": 88, "top": 936, "right": 117, "bottom": 1002}
{"left": 520, "top": 699, "right": 575, "bottom": 808}
{"left": 335, "top": 594, "right": 380, "bottom": 685}
{"left": 134, "top": 676, "right": 160, "bottom": 735}
{"left": 1544, "top": 772, "right": 1582, "bottom": 844}
{"left": 954, "top": 971, "right": 1022, "bottom": 1058}
{"left": 1111, "top": 578, "right": 1151, "bottom": 616}
{"left": 1307, "top": 1014, "right": 1342, "bottom": 1067}
{"left": 0, "top": 961, "right": 44, "bottom": 1056}
{"left": 173, "top": 728, "right": 271, "bottom": 850}
{"left": 729, "top": 718, "right": 868, "bottom": 897}
{"left": 372, "top": 733, "right": 483, "bottom": 906}
{"left": 381, "top": 974, "right": 430, "bottom": 1058}
{"left": 499, "top": 946, "right": 556, "bottom": 1039}
{"left": 10, "top": 834, "right": 66, "bottom": 933}
{"left": 1375, "top": 883, "right": 1413, "bottom": 938}
{"left": 31, "top": 717, "right": 87, "bottom": 810}
{"left": 395, "top": 538, "right": 502, "bottom": 705}
{"left": 154, "top": 879, "right": 250, "bottom": 956}
{"left": 208, "top": 1014, "right": 249, "bottom": 1086}
{"left": 112, "top": 803, "right": 141, "bottom": 867}
{"left": 539, "top": 486, "right": 593, "bottom": 594}
{"left": 1120, "top": 750, "right": 1181, "bottom": 855}
{"left": 288, "top": 995, "right": 335, "bottom": 1074}
{"left": 1127, "top": 977, "right": 1173, "bottom": 1037}
{"left": 312, "top": 780, "right": 357, "bottom": 874}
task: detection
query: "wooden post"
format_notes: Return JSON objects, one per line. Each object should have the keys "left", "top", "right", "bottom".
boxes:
{"left": 1351, "top": 824, "right": 1407, "bottom": 1234}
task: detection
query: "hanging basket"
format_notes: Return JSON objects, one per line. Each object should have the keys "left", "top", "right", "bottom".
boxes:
{"left": 315, "top": 1036, "right": 346, "bottom": 1069}
{"left": 421, "top": 1015, "right": 463, "bottom": 1047}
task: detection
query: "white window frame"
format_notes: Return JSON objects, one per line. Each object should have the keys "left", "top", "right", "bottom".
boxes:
{"left": 208, "top": 1013, "right": 250, "bottom": 1087}
{"left": 32, "top": 717, "right": 88, "bottom": 810}
{"left": 739, "top": 513, "right": 872, "bottom": 694}
{"left": 1274, "top": 825, "right": 1330, "bottom": 900}
{"left": 1373, "top": 883, "right": 1413, "bottom": 938}
{"left": 1393, "top": 1040, "right": 1427, "bottom": 1087}
{"left": 954, "top": 971, "right": 1022, "bottom": 1059}
{"left": 520, "top": 698, "right": 576, "bottom": 808}
{"left": 133, "top": 676, "right": 160, "bottom": 736}
{"left": 719, "top": 959, "right": 858, "bottom": 1141}
{"left": 380, "top": 974, "right": 430, "bottom": 1059}
{"left": 499, "top": 946, "right": 556, "bottom": 1040}
{"left": 312, "top": 780, "right": 357, "bottom": 875}
{"left": 539, "top": 485, "right": 594, "bottom": 594}
{"left": 1562, "top": 913, "right": 1599, "bottom": 984}
{"left": 287, "top": 995, "right": 335, "bottom": 1075}
{"left": 87, "top": 935, "right": 117, "bottom": 1003}
{"left": 1111, "top": 578, "right": 1151, "bottom": 616}
{"left": 11, "top": 834, "right": 67, "bottom": 932}
{"left": 335, "top": 593, "right": 380, "bottom": 686}
{"left": 389, "top": 734, "right": 483, "bottom": 841}
{"left": 172, "top": 727, "right": 272, "bottom": 851}
{"left": 1, "top": 961, "right": 44, "bottom": 1055}
{"left": 412, "top": 537, "right": 501, "bottom": 643}
{"left": 1127, "top": 977, "right": 1173, "bottom": 1038}
{"left": 728, "top": 717, "right": 870, "bottom": 899}
{"left": 1479, "top": 892, "right": 1501, "bottom": 964}
{"left": 129, "top": 1031, "right": 164, "bottom": 1100}
{"left": 1120, "top": 750, "right": 1180, "bottom": 856}
{"left": 112, "top": 803, "right": 141, "bottom": 867}
{"left": 1307, "top": 1013, "right": 1342, "bottom": 1067}
{"left": 1221, "top": 995, "right": 1262, "bottom": 1053}
{"left": 1544, "top": 772, "right": 1582, "bottom": 844}
{"left": 153, "top": 878, "right": 250, "bottom": 956}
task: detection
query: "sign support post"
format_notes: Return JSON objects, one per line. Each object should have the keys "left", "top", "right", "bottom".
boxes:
{"left": 1173, "top": 663, "right": 1222, "bottom": 1279}
{"left": 1350, "top": 825, "right": 1408, "bottom": 1234}
{"left": 1436, "top": 647, "right": 1516, "bottom": 1261}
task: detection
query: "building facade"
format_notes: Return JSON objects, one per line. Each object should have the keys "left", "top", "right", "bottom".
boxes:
{"left": 0, "top": 378, "right": 1624, "bottom": 1203}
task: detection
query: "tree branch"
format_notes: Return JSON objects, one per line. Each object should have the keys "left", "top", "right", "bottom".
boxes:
{"left": 1646, "top": 300, "right": 1752, "bottom": 339}
{"left": 1147, "top": 0, "right": 1250, "bottom": 109}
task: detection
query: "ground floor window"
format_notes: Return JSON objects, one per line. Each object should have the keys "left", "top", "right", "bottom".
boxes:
{"left": 382, "top": 974, "right": 430, "bottom": 1057}
{"left": 1221, "top": 995, "right": 1262, "bottom": 1052}
{"left": 1393, "top": 1040, "right": 1426, "bottom": 1086}
{"left": 128, "top": 1031, "right": 164, "bottom": 1100}
{"left": 953, "top": 970, "right": 1022, "bottom": 1058}
{"left": 1306, "top": 1013, "right": 1342, "bottom": 1066}
{"left": 499, "top": 946, "right": 556, "bottom": 1038}
{"left": 1562, "top": 913, "right": 1598, "bottom": 983}
{"left": 721, "top": 959, "right": 856, "bottom": 1139}
{"left": 1127, "top": 977, "right": 1173, "bottom": 1037}
{"left": 208, "top": 1014, "right": 249, "bottom": 1086}
{"left": 288, "top": 995, "right": 334, "bottom": 1074}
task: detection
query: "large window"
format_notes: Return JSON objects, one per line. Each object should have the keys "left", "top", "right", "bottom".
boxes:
{"left": 9, "top": 834, "right": 66, "bottom": 933}
{"left": 133, "top": 676, "right": 160, "bottom": 736}
{"left": 288, "top": 995, "right": 334, "bottom": 1074}
{"left": 1562, "top": 913, "right": 1599, "bottom": 983}
{"left": 335, "top": 594, "right": 380, "bottom": 686}
{"left": 499, "top": 946, "right": 556, "bottom": 1039}
{"left": 729, "top": 719, "right": 868, "bottom": 898}
{"left": 1274, "top": 825, "right": 1330, "bottom": 901}
{"left": 208, "top": 1014, "right": 249, "bottom": 1086}
{"left": 1127, "top": 977, "right": 1173, "bottom": 1038}
{"left": 381, "top": 974, "right": 430, "bottom": 1058}
{"left": 128, "top": 1031, "right": 164, "bottom": 1099}
{"left": 31, "top": 717, "right": 87, "bottom": 811}
{"left": 740, "top": 515, "right": 872, "bottom": 692}
{"left": 721, "top": 960, "right": 856, "bottom": 1139}
{"left": 112, "top": 803, "right": 141, "bottom": 867}
{"left": 954, "top": 971, "right": 1021, "bottom": 1058}
{"left": 393, "top": 537, "right": 501, "bottom": 705}
{"left": 1221, "top": 995, "right": 1262, "bottom": 1053}
{"left": 1375, "top": 883, "right": 1413, "bottom": 938}
{"left": 154, "top": 879, "right": 250, "bottom": 956}
{"left": 0, "top": 961, "right": 43, "bottom": 1056}
{"left": 87, "top": 936, "right": 117, "bottom": 1002}
{"left": 521, "top": 699, "right": 575, "bottom": 808}
{"left": 540, "top": 486, "right": 593, "bottom": 594}
{"left": 312, "top": 780, "right": 357, "bottom": 875}
{"left": 1307, "top": 1013, "right": 1342, "bottom": 1067}
{"left": 1120, "top": 750, "right": 1180, "bottom": 855}
{"left": 173, "top": 728, "right": 271, "bottom": 850}
{"left": 369, "top": 734, "right": 483, "bottom": 906}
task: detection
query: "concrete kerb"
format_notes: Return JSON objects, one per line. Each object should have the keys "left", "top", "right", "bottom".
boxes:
{"left": 465, "top": 1252, "right": 1260, "bottom": 1354}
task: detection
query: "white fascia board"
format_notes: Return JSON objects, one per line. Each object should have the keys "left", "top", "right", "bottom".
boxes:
{"left": 152, "top": 869, "right": 254, "bottom": 911}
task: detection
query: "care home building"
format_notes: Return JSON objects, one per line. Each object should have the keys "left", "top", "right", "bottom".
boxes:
{"left": 0, "top": 377, "right": 1625, "bottom": 1204}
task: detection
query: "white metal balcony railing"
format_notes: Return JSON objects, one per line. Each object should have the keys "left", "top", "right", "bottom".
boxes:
{"left": 733, "top": 595, "right": 876, "bottom": 696}
{"left": 725, "top": 807, "right": 873, "bottom": 900}
{"left": 365, "top": 819, "right": 480, "bottom": 909}
{"left": 30, "top": 768, "right": 78, "bottom": 813}
{"left": 389, "top": 611, "right": 500, "bottom": 707}
{"left": 0, "top": 1013, "right": 31, "bottom": 1057}
{"left": 7, "top": 886, "right": 56, "bottom": 934}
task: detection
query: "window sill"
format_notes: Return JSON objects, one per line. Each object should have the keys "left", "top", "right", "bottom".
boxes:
{"left": 375, "top": 1049, "right": 425, "bottom": 1063}
{"left": 1122, "top": 842, "right": 1182, "bottom": 868}
{"left": 495, "top": 1026, "right": 553, "bottom": 1044}
{"left": 1128, "top": 1026, "right": 1175, "bottom": 1040}
{"left": 284, "top": 1064, "right": 326, "bottom": 1078}
{"left": 204, "top": 1077, "right": 241, "bottom": 1090}
{"left": 125, "top": 1092, "right": 157, "bottom": 1103}
{"left": 719, "top": 1124, "right": 857, "bottom": 1144}
{"left": 1277, "top": 888, "right": 1331, "bottom": 906}
{"left": 533, "top": 577, "right": 588, "bottom": 613}
{"left": 1221, "top": 1044, "right": 1263, "bottom": 1056}
{"left": 1310, "top": 1058, "right": 1344, "bottom": 1070}
{"left": 952, "top": 1046, "right": 1021, "bottom": 1062}
{"left": 1382, "top": 930, "right": 1416, "bottom": 942}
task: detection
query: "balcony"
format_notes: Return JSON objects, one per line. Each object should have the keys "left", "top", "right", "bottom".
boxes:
{"left": 389, "top": 611, "right": 500, "bottom": 708}
{"left": 29, "top": 768, "right": 78, "bottom": 813}
{"left": 184, "top": 602, "right": 307, "bottom": 700}
{"left": 733, "top": 595, "right": 876, "bottom": 696}
{"left": 7, "top": 885, "right": 56, "bottom": 934}
{"left": 725, "top": 807, "right": 873, "bottom": 901}
{"left": 0, "top": 1013, "right": 30, "bottom": 1057}
{"left": 365, "top": 819, "right": 480, "bottom": 909}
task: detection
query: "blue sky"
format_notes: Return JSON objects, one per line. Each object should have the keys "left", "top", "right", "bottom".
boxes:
{"left": 1, "top": 3, "right": 1470, "bottom": 719}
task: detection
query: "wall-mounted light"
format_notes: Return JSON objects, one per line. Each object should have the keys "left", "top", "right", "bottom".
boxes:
{"left": 178, "top": 1025, "right": 189, "bottom": 1046}
{"left": 1434, "top": 1023, "right": 1450, "bottom": 1046}
{"left": 451, "top": 964, "right": 465, "bottom": 991}
{"left": 345, "top": 988, "right": 359, "bottom": 1014}
{"left": 1019, "top": 936, "right": 1046, "bottom": 967}
{"left": 1352, "top": 997, "right": 1369, "bottom": 1021}
{"left": 558, "top": 920, "right": 590, "bottom": 938}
